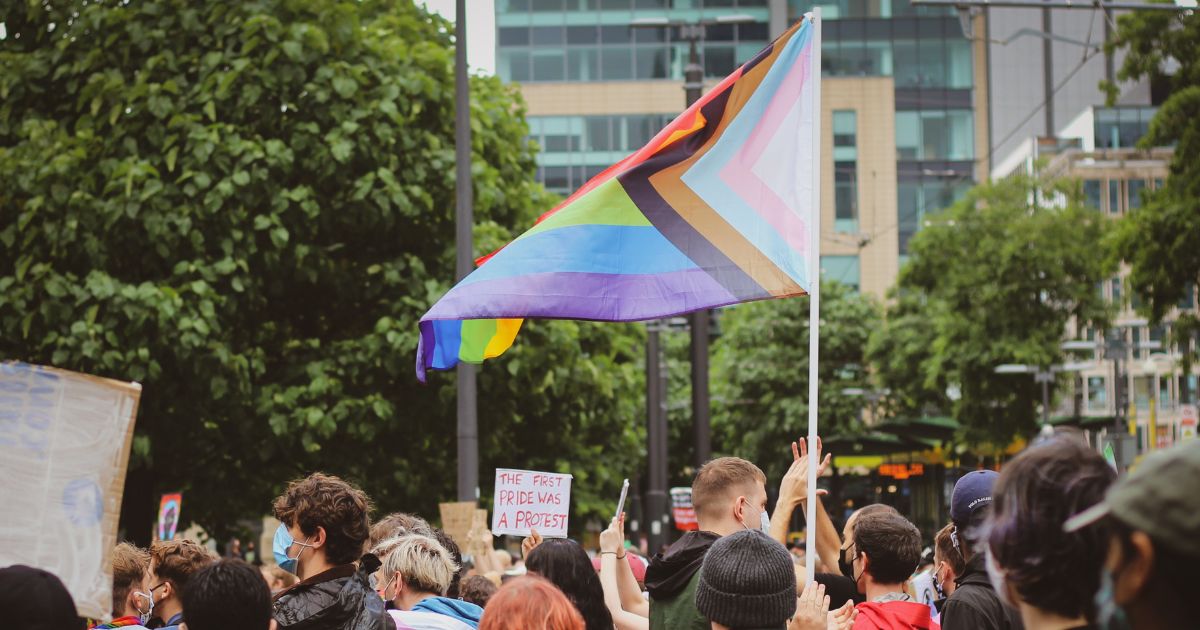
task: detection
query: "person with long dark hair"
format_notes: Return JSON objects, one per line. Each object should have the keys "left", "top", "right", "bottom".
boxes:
{"left": 526, "top": 538, "right": 614, "bottom": 630}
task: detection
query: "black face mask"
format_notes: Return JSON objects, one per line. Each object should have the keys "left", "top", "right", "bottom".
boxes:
{"left": 838, "top": 545, "right": 854, "bottom": 577}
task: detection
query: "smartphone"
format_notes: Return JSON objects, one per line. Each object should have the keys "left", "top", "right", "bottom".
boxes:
{"left": 615, "top": 478, "right": 630, "bottom": 521}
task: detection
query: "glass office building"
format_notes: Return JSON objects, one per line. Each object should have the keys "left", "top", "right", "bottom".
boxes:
{"left": 784, "top": 0, "right": 977, "bottom": 260}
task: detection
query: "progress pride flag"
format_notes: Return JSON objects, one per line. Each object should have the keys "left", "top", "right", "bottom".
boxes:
{"left": 491, "top": 468, "right": 572, "bottom": 537}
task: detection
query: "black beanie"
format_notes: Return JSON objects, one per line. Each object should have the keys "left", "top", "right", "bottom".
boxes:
{"left": 695, "top": 530, "right": 797, "bottom": 629}
{"left": 0, "top": 565, "right": 85, "bottom": 630}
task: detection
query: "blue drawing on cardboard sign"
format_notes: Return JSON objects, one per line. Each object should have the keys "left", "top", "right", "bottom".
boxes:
{"left": 63, "top": 478, "right": 103, "bottom": 527}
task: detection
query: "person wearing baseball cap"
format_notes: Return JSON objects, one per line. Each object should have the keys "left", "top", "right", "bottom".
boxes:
{"left": 1063, "top": 440, "right": 1200, "bottom": 630}
{"left": 940, "top": 470, "right": 1023, "bottom": 630}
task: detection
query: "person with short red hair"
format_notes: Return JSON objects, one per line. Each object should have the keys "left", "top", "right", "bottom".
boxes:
{"left": 478, "top": 576, "right": 585, "bottom": 630}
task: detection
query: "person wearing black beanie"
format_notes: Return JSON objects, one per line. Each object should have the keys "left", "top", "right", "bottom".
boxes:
{"left": 694, "top": 530, "right": 797, "bottom": 630}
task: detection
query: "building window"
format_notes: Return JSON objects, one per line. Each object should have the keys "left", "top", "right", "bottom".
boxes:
{"left": 1108, "top": 180, "right": 1121, "bottom": 215}
{"left": 1134, "top": 376, "right": 1152, "bottom": 410}
{"left": 1128, "top": 179, "right": 1146, "bottom": 210}
{"left": 895, "top": 110, "right": 973, "bottom": 161}
{"left": 1159, "top": 375, "right": 1173, "bottom": 409}
{"left": 1110, "top": 277, "right": 1122, "bottom": 305}
{"left": 1094, "top": 107, "right": 1157, "bottom": 149}
{"left": 821, "top": 255, "right": 861, "bottom": 290}
{"left": 495, "top": 6, "right": 770, "bottom": 84}
{"left": 1087, "top": 376, "right": 1108, "bottom": 412}
{"left": 897, "top": 178, "right": 973, "bottom": 255}
{"left": 1179, "top": 285, "right": 1196, "bottom": 310}
{"left": 1082, "top": 180, "right": 1102, "bottom": 211}
{"left": 833, "top": 110, "right": 858, "bottom": 233}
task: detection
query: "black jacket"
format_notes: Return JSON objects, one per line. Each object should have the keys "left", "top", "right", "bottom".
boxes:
{"left": 272, "top": 555, "right": 389, "bottom": 630}
{"left": 940, "top": 555, "right": 1024, "bottom": 630}
{"left": 645, "top": 530, "right": 719, "bottom": 599}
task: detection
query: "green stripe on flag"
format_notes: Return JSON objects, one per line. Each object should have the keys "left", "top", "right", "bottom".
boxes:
{"left": 458, "top": 319, "right": 498, "bottom": 363}
{"left": 518, "top": 178, "right": 650, "bottom": 241}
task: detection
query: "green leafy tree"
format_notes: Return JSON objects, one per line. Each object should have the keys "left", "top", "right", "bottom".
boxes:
{"left": 0, "top": 0, "right": 641, "bottom": 540}
{"left": 874, "top": 175, "right": 1114, "bottom": 443}
{"left": 1106, "top": 9, "right": 1200, "bottom": 321}
{"left": 710, "top": 281, "right": 881, "bottom": 482}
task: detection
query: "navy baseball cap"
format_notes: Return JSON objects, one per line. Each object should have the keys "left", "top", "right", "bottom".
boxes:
{"left": 950, "top": 470, "right": 999, "bottom": 526}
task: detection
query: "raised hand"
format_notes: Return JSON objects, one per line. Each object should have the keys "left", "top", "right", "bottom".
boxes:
{"left": 779, "top": 437, "right": 831, "bottom": 508}
{"left": 827, "top": 598, "right": 857, "bottom": 630}
{"left": 521, "top": 528, "right": 543, "bottom": 558}
{"left": 600, "top": 514, "right": 626, "bottom": 554}
{"left": 788, "top": 581, "right": 831, "bottom": 630}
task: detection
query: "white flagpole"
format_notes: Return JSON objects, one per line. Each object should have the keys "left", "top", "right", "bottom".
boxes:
{"left": 804, "top": 8, "right": 822, "bottom": 586}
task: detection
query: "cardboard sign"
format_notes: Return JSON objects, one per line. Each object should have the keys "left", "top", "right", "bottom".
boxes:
{"left": 491, "top": 468, "right": 572, "bottom": 537}
{"left": 438, "top": 501, "right": 477, "bottom": 549}
{"left": 0, "top": 362, "right": 141, "bottom": 620}
{"left": 671, "top": 487, "right": 698, "bottom": 531}
{"left": 157, "top": 493, "right": 182, "bottom": 541}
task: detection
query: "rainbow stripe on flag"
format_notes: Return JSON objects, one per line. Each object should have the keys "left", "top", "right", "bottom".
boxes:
{"left": 417, "top": 16, "right": 820, "bottom": 382}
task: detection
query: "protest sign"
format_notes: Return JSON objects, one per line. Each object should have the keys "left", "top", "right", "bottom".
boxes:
{"left": 491, "top": 468, "right": 572, "bottom": 537}
{"left": 158, "top": 493, "right": 182, "bottom": 541}
{"left": 671, "top": 487, "right": 698, "bottom": 531}
{"left": 1181, "top": 405, "right": 1197, "bottom": 441}
{"left": 0, "top": 362, "right": 141, "bottom": 620}
{"left": 439, "top": 501, "right": 477, "bottom": 548}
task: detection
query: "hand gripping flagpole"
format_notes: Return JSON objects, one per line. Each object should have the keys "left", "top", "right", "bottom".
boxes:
{"left": 804, "top": 8, "right": 822, "bottom": 586}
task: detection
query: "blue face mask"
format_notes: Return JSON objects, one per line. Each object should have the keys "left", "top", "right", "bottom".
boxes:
{"left": 273, "top": 523, "right": 312, "bottom": 575}
{"left": 1095, "top": 567, "right": 1133, "bottom": 630}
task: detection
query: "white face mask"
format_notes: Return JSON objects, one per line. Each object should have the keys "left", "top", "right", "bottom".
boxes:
{"left": 740, "top": 499, "right": 770, "bottom": 534}
{"left": 133, "top": 590, "right": 155, "bottom": 626}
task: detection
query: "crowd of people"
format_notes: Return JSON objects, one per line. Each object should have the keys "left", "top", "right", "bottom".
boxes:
{"left": 3, "top": 432, "right": 1197, "bottom": 630}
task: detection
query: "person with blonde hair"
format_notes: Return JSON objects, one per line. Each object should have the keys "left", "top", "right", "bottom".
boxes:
{"left": 478, "top": 576, "right": 585, "bottom": 630}
{"left": 374, "top": 533, "right": 483, "bottom": 630}
{"left": 90, "top": 542, "right": 152, "bottom": 629}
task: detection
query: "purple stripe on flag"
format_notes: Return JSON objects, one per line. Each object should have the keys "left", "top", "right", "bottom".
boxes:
{"left": 421, "top": 269, "right": 741, "bottom": 323}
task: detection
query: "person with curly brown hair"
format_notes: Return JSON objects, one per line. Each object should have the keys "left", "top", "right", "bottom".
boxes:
{"left": 145, "top": 539, "right": 218, "bottom": 629}
{"left": 270, "top": 473, "right": 388, "bottom": 630}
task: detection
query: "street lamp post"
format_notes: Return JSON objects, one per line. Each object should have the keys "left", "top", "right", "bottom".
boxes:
{"left": 454, "top": 0, "right": 478, "bottom": 503}
{"left": 994, "top": 362, "right": 1093, "bottom": 425}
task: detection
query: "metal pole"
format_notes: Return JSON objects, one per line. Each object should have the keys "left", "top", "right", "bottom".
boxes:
{"left": 646, "top": 322, "right": 667, "bottom": 555}
{"left": 454, "top": 0, "right": 478, "bottom": 503}
{"left": 1042, "top": 6, "right": 1055, "bottom": 135}
{"left": 684, "top": 37, "right": 711, "bottom": 468}
{"left": 1103, "top": 7, "right": 1115, "bottom": 84}
{"left": 804, "top": 9, "right": 823, "bottom": 585}
{"left": 1041, "top": 373, "right": 1051, "bottom": 425}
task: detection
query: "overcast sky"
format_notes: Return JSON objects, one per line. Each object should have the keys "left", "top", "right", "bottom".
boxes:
{"left": 422, "top": 0, "right": 497, "bottom": 75}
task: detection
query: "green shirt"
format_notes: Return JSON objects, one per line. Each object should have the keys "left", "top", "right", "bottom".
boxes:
{"left": 649, "top": 570, "right": 709, "bottom": 630}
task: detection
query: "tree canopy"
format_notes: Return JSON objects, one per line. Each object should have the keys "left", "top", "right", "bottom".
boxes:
{"left": 1107, "top": 9, "right": 1200, "bottom": 321}
{"left": 711, "top": 281, "right": 881, "bottom": 482}
{"left": 871, "top": 175, "right": 1114, "bottom": 443}
{"left": 0, "top": 0, "right": 643, "bottom": 540}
